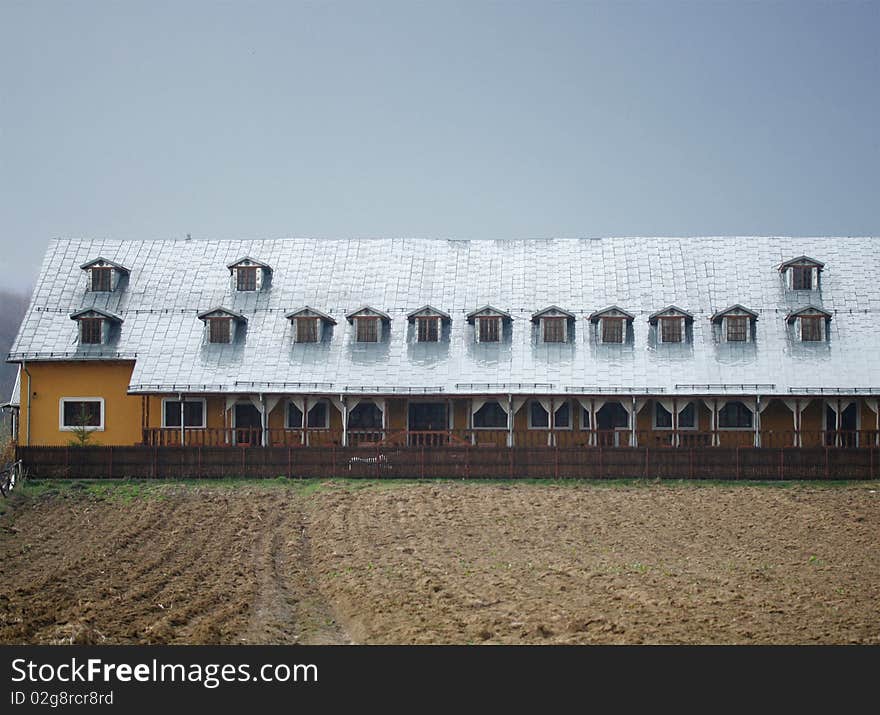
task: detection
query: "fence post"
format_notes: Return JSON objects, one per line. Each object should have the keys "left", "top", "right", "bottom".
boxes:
{"left": 599, "top": 445, "right": 604, "bottom": 479}
{"left": 108, "top": 446, "right": 113, "bottom": 479}
{"left": 287, "top": 446, "right": 292, "bottom": 479}
{"left": 644, "top": 446, "right": 649, "bottom": 480}
{"left": 420, "top": 447, "right": 425, "bottom": 480}
{"left": 825, "top": 446, "right": 829, "bottom": 480}
{"left": 376, "top": 445, "right": 381, "bottom": 480}
{"left": 241, "top": 447, "right": 246, "bottom": 477}
{"left": 554, "top": 445, "right": 559, "bottom": 480}
{"left": 509, "top": 448, "right": 514, "bottom": 480}
{"left": 870, "top": 446, "right": 874, "bottom": 481}
{"left": 688, "top": 448, "right": 694, "bottom": 480}
{"left": 198, "top": 446, "right": 202, "bottom": 478}
{"left": 736, "top": 446, "right": 740, "bottom": 481}
{"left": 779, "top": 448, "right": 784, "bottom": 481}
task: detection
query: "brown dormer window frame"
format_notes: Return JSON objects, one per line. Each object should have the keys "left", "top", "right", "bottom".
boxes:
{"left": 90, "top": 267, "right": 112, "bottom": 292}
{"left": 356, "top": 317, "right": 379, "bottom": 343}
{"left": 601, "top": 318, "right": 624, "bottom": 343}
{"left": 478, "top": 316, "right": 501, "bottom": 343}
{"left": 296, "top": 317, "right": 319, "bottom": 343}
{"left": 209, "top": 317, "right": 232, "bottom": 344}
{"left": 660, "top": 317, "right": 683, "bottom": 343}
{"left": 80, "top": 318, "right": 103, "bottom": 344}
{"left": 800, "top": 316, "right": 823, "bottom": 341}
{"left": 726, "top": 316, "right": 748, "bottom": 342}
{"left": 792, "top": 265, "right": 813, "bottom": 290}
{"left": 542, "top": 317, "right": 566, "bottom": 343}
{"left": 236, "top": 266, "right": 258, "bottom": 291}
{"left": 416, "top": 316, "right": 439, "bottom": 343}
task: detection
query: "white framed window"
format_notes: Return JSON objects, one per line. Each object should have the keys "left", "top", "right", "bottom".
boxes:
{"left": 307, "top": 400, "right": 330, "bottom": 429}
{"left": 59, "top": 397, "right": 105, "bottom": 431}
{"left": 161, "top": 398, "right": 207, "bottom": 428}
{"left": 528, "top": 401, "right": 549, "bottom": 429}
{"left": 718, "top": 401, "right": 754, "bottom": 430}
{"left": 580, "top": 407, "right": 591, "bottom": 430}
{"left": 653, "top": 402, "right": 697, "bottom": 430}
{"left": 473, "top": 401, "right": 507, "bottom": 428}
{"left": 554, "top": 401, "right": 571, "bottom": 429}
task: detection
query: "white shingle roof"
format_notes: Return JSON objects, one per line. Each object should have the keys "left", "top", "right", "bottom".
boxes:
{"left": 8, "top": 237, "right": 880, "bottom": 396}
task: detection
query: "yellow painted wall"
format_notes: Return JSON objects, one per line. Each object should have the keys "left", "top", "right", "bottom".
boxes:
{"left": 19, "top": 361, "right": 141, "bottom": 446}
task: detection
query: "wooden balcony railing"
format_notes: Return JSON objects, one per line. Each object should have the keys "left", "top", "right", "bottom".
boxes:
{"left": 141, "top": 428, "right": 880, "bottom": 449}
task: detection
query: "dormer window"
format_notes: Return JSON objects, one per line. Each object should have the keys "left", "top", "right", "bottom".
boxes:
{"left": 467, "top": 306, "right": 511, "bottom": 344}
{"left": 198, "top": 307, "right": 247, "bottom": 344}
{"left": 91, "top": 267, "right": 112, "bottom": 291}
{"left": 589, "top": 307, "right": 635, "bottom": 344}
{"left": 532, "top": 307, "right": 574, "bottom": 344}
{"left": 478, "top": 316, "right": 500, "bottom": 342}
{"left": 237, "top": 266, "right": 257, "bottom": 291}
{"left": 81, "top": 318, "right": 103, "bottom": 344}
{"left": 711, "top": 305, "right": 758, "bottom": 343}
{"left": 227, "top": 257, "right": 271, "bottom": 292}
{"left": 210, "top": 318, "right": 231, "bottom": 343}
{"left": 779, "top": 256, "right": 823, "bottom": 291}
{"left": 649, "top": 306, "right": 693, "bottom": 344}
{"left": 345, "top": 306, "right": 391, "bottom": 343}
{"left": 286, "top": 307, "right": 336, "bottom": 344}
{"left": 69, "top": 307, "right": 123, "bottom": 346}
{"left": 80, "top": 257, "right": 129, "bottom": 293}
{"left": 786, "top": 306, "right": 831, "bottom": 342}
{"left": 407, "top": 306, "right": 451, "bottom": 343}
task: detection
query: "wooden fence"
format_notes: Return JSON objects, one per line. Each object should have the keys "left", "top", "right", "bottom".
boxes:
{"left": 16, "top": 444, "right": 879, "bottom": 480}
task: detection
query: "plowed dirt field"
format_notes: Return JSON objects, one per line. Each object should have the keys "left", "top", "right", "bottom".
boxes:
{"left": 1, "top": 481, "right": 878, "bottom": 644}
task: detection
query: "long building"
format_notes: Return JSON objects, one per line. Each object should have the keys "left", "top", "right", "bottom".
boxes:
{"left": 5, "top": 236, "right": 880, "bottom": 450}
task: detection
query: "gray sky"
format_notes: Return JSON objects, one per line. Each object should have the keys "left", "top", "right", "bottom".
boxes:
{"left": 2, "top": 0, "right": 878, "bottom": 292}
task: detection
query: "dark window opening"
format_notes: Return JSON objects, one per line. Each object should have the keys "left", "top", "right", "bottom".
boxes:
{"left": 529, "top": 401, "right": 549, "bottom": 428}
{"left": 597, "top": 402, "right": 629, "bottom": 430}
{"left": 602, "top": 318, "right": 623, "bottom": 343}
{"left": 80, "top": 318, "right": 103, "bottom": 344}
{"left": 91, "top": 267, "right": 112, "bottom": 291}
{"left": 555, "top": 401, "right": 571, "bottom": 428}
{"left": 348, "top": 402, "right": 383, "bottom": 428}
{"left": 236, "top": 266, "right": 258, "bottom": 291}
{"left": 655, "top": 403, "right": 673, "bottom": 428}
{"left": 473, "top": 401, "right": 507, "bottom": 428}
{"left": 209, "top": 318, "right": 231, "bottom": 343}
{"left": 719, "top": 401, "right": 753, "bottom": 428}
{"left": 287, "top": 403, "right": 303, "bottom": 429}
{"left": 164, "top": 400, "right": 204, "bottom": 428}
{"left": 62, "top": 400, "right": 101, "bottom": 428}
{"left": 478, "top": 317, "right": 500, "bottom": 342}
{"left": 308, "top": 401, "right": 329, "bottom": 428}
{"left": 416, "top": 317, "right": 439, "bottom": 342}
{"left": 655, "top": 402, "right": 696, "bottom": 429}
